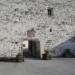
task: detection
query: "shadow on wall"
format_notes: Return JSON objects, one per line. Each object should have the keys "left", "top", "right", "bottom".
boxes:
{"left": 51, "top": 37, "right": 75, "bottom": 57}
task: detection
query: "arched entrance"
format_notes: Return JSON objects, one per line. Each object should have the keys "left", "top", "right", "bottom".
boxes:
{"left": 61, "top": 49, "right": 75, "bottom": 57}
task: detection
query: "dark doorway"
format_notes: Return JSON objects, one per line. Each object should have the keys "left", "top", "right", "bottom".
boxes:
{"left": 24, "top": 39, "right": 40, "bottom": 58}
{"left": 28, "top": 40, "right": 36, "bottom": 57}
{"left": 61, "top": 49, "right": 75, "bottom": 57}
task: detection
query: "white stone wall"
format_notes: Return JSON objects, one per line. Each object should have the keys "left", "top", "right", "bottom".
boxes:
{"left": 0, "top": 0, "right": 75, "bottom": 57}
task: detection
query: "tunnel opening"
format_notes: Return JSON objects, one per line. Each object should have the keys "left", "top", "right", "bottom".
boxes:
{"left": 61, "top": 49, "right": 75, "bottom": 57}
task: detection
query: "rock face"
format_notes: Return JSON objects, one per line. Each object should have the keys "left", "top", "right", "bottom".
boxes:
{"left": 0, "top": 0, "right": 75, "bottom": 57}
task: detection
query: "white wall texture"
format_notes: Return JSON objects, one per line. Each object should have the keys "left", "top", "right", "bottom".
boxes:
{"left": 0, "top": 0, "right": 75, "bottom": 57}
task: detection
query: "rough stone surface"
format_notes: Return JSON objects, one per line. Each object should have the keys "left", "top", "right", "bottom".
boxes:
{"left": 0, "top": 0, "right": 75, "bottom": 57}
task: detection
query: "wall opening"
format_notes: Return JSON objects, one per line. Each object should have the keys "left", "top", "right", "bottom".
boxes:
{"left": 61, "top": 49, "right": 75, "bottom": 57}
{"left": 47, "top": 7, "right": 53, "bottom": 16}
{"left": 49, "top": 28, "right": 52, "bottom": 32}
{"left": 23, "top": 39, "right": 40, "bottom": 59}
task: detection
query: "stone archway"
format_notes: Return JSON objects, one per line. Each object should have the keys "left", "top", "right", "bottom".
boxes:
{"left": 61, "top": 49, "right": 74, "bottom": 57}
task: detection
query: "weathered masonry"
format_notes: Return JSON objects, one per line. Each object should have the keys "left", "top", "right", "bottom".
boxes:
{"left": 0, "top": 0, "right": 75, "bottom": 59}
{"left": 22, "top": 39, "right": 40, "bottom": 58}
{"left": 22, "top": 28, "right": 41, "bottom": 58}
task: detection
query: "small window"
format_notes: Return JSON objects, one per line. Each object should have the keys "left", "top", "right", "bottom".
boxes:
{"left": 47, "top": 7, "right": 53, "bottom": 16}
{"left": 49, "top": 28, "right": 52, "bottom": 32}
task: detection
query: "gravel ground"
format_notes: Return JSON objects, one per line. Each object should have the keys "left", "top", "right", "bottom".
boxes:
{"left": 0, "top": 58, "right": 75, "bottom": 75}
